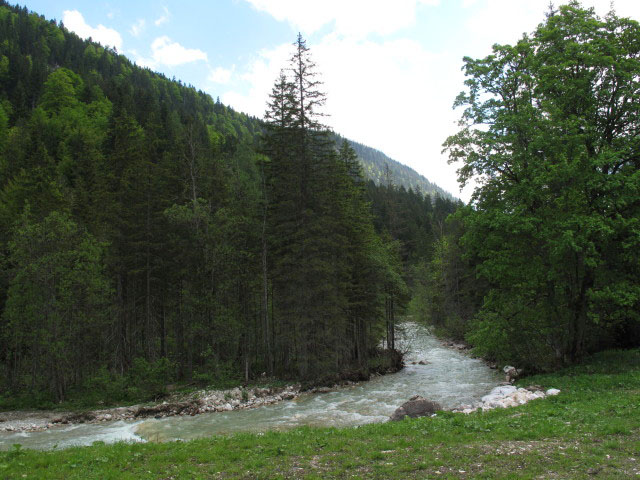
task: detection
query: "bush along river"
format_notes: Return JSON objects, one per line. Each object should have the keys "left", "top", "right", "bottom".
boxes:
{"left": 0, "top": 323, "right": 502, "bottom": 450}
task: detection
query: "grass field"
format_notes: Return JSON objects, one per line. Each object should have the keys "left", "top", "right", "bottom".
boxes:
{"left": 2, "top": 348, "right": 639, "bottom": 479}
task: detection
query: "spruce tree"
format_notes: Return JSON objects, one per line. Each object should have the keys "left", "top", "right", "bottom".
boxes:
{"left": 263, "top": 36, "right": 346, "bottom": 377}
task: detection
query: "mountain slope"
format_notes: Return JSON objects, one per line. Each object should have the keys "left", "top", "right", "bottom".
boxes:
{"left": 335, "top": 135, "right": 455, "bottom": 200}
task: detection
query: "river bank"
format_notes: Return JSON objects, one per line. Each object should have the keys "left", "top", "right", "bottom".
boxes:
{"left": 0, "top": 384, "right": 308, "bottom": 434}
{"left": 2, "top": 348, "right": 638, "bottom": 478}
{"left": 0, "top": 359, "right": 402, "bottom": 434}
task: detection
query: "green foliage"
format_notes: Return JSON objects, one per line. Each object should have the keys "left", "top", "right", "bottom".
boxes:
{"left": 444, "top": 2, "right": 640, "bottom": 370}
{"left": 0, "top": 1, "right": 269, "bottom": 400}
{"left": 126, "top": 357, "right": 175, "bottom": 399}
{"left": 80, "top": 367, "right": 130, "bottom": 405}
{"left": 191, "top": 367, "right": 241, "bottom": 391}
{"left": 39, "top": 68, "right": 82, "bottom": 114}
{"left": 261, "top": 37, "right": 404, "bottom": 379}
{"left": 2, "top": 209, "right": 112, "bottom": 401}
{"left": 65, "top": 358, "right": 176, "bottom": 406}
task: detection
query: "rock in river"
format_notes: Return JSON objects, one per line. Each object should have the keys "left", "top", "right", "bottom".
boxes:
{"left": 390, "top": 396, "right": 442, "bottom": 421}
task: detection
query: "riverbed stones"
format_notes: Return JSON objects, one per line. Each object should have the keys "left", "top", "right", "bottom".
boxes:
{"left": 442, "top": 340, "right": 469, "bottom": 351}
{"left": 1, "top": 384, "right": 305, "bottom": 433}
{"left": 57, "top": 412, "right": 96, "bottom": 424}
{"left": 390, "top": 396, "right": 442, "bottom": 421}
{"left": 451, "top": 385, "right": 560, "bottom": 414}
{"left": 481, "top": 386, "right": 546, "bottom": 410}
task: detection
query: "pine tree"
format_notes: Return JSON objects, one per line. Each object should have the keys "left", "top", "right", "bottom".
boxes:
{"left": 263, "top": 35, "right": 345, "bottom": 377}
{"left": 262, "top": 38, "right": 405, "bottom": 378}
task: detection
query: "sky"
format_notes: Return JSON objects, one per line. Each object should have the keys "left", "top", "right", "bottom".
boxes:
{"left": 18, "top": 0, "right": 640, "bottom": 200}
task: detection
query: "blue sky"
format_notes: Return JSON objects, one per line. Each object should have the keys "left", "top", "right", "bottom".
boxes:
{"left": 18, "top": 0, "right": 640, "bottom": 199}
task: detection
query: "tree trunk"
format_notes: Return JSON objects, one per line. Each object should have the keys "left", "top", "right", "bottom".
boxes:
{"left": 570, "top": 269, "right": 594, "bottom": 362}
{"left": 261, "top": 164, "right": 273, "bottom": 376}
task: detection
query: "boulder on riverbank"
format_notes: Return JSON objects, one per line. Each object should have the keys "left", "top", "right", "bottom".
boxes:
{"left": 390, "top": 396, "right": 442, "bottom": 421}
{"left": 503, "top": 365, "right": 523, "bottom": 383}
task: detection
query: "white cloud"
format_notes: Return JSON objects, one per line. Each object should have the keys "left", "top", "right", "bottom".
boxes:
{"left": 135, "top": 36, "right": 208, "bottom": 69}
{"left": 464, "top": 0, "right": 640, "bottom": 56}
{"left": 208, "top": 66, "right": 234, "bottom": 84}
{"left": 221, "top": 43, "right": 291, "bottom": 117}
{"left": 62, "top": 10, "right": 123, "bottom": 50}
{"left": 155, "top": 6, "right": 170, "bottom": 26}
{"left": 314, "top": 36, "right": 464, "bottom": 198}
{"left": 130, "top": 19, "right": 146, "bottom": 37}
{"left": 244, "top": 0, "right": 439, "bottom": 38}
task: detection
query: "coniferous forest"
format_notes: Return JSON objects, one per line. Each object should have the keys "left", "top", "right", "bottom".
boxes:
{"left": 0, "top": 3, "right": 458, "bottom": 405}
{"left": 3, "top": 3, "right": 640, "bottom": 478}
{"left": 1, "top": 0, "right": 638, "bottom": 411}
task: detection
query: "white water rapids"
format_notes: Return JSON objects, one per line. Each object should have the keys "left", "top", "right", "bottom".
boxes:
{"left": 0, "top": 323, "right": 501, "bottom": 450}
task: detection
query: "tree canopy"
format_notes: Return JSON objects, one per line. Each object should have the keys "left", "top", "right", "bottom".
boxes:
{"left": 443, "top": 1, "right": 640, "bottom": 369}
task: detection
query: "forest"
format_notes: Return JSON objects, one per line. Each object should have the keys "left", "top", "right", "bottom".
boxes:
{"left": 0, "top": 2, "right": 458, "bottom": 405}
{"left": 0, "top": 0, "right": 638, "bottom": 409}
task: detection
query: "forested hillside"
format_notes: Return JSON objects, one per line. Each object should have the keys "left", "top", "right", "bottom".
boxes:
{"left": 337, "top": 135, "right": 454, "bottom": 200}
{"left": 0, "top": 2, "right": 459, "bottom": 405}
{"left": 0, "top": 1, "right": 265, "bottom": 403}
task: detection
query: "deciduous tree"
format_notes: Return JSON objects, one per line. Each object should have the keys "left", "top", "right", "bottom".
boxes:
{"left": 444, "top": 2, "right": 640, "bottom": 369}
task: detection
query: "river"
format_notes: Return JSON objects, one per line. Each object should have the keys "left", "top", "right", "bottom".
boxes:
{"left": 0, "top": 323, "right": 501, "bottom": 450}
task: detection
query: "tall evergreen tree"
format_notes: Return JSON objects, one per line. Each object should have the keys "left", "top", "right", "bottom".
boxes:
{"left": 262, "top": 36, "right": 405, "bottom": 379}
{"left": 263, "top": 34, "right": 336, "bottom": 377}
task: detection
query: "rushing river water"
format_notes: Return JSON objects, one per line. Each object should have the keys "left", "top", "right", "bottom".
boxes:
{"left": 0, "top": 323, "right": 501, "bottom": 450}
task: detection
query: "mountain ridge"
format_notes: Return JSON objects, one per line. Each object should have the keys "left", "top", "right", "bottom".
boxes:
{"left": 333, "top": 135, "right": 455, "bottom": 200}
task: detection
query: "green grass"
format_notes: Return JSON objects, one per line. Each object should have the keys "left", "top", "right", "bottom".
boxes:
{"left": 2, "top": 348, "right": 640, "bottom": 478}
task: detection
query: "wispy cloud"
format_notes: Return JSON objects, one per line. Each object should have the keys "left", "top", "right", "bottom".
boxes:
{"left": 244, "top": 0, "right": 439, "bottom": 38}
{"left": 155, "top": 6, "right": 170, "bottom": 27}
{"left": 135, "top": 36, "right": 208, "bottom": 69}
{"left": 130, "top": 19, "right": 146, "bottom": 37}
{"left": 62, "top": 10, "right": 122, "bottom": 50}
